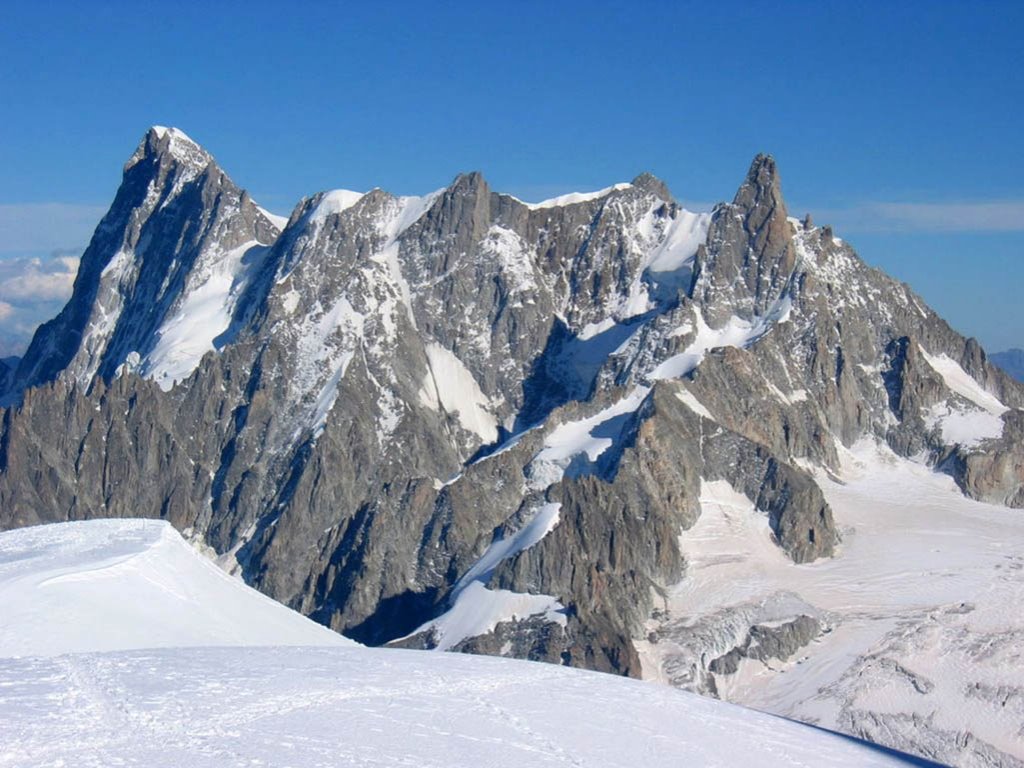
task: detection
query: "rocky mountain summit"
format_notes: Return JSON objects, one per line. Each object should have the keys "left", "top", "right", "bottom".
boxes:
{"left": 1, "top": 127, "right": 1022, "bottom": 681}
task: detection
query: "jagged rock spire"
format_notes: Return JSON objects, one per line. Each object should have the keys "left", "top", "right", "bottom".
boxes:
{"left": 690, "top": 153, "right": 796, "bottom": 323}
{"left": 733, "top": 153, "right": 791, "bottom": 258}
{"left": 733, "top": 154, "right": 782, "bottom": 207}
{"left": 631, "top": 172, "right": 672, "bottom": 202}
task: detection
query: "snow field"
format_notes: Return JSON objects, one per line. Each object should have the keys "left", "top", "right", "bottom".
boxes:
{"left": 0, "top": 518, "right": 925, "bottom": 767}
{"left": 419, "top": 342, "right": 499, "bottom": 443}
{"left": 650, "top": 299, "right": 792, "bottom": 381}
{"left": 638, "top": 440, "right": 1024, "bottom": 766}
{"left": 520, "top": 182, "right": 634, "bottom": 209}
{"left": 0, "top": 519, "right": 350, "bottom": 657}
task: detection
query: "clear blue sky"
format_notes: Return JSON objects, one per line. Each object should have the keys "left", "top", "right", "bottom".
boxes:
{"left": 1, "top": 0, "right": 1021, "bottom": 354}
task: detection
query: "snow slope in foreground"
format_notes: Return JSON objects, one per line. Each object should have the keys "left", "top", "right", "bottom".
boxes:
{"left": 638, "top": 441, "right": 1024, "bottom": 768}
{"left": 0, "top": 520, "right": 928, "bottom": 768}
{"left": 0, "top": 519, "right": 351, "bottom": 656}
{"left": 0, "top": 646, "right": 929, "bottom": 768}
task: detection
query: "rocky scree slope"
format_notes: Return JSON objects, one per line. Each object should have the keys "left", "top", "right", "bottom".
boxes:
{"left": 1, "top": 127, "right": 1021, "bottom": 676}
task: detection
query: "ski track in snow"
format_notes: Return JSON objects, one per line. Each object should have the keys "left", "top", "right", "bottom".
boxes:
{"left": 0, "top": 646, "right": 923, "bottom": 768}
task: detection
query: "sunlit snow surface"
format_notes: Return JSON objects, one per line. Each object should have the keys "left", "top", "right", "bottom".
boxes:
{"left": 0, "top": 646, "right": 925, "bottom": 768}
{"left": 527, "top": 386, "right": 651, "bottom": 489}
{"left": 0, "top": 519, "right": 926, "bottom": 768}
{"left": 419, "top": 342, "right": 499, "bottom": 442}
{"left": 638, "top": 441, "right": 1024, "bottom": 767}
{"left": 519, "top": 182, "right": 633, "bottom": 209}
{"left": 0, "top": 519, "right": 350, "bottom": 657}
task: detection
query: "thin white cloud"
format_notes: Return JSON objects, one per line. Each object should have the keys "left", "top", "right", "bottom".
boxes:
{"left": 867, "top": 201, "right": 1024, "bottom": 232}
{"left": 0, "top": 254, "right": 80, "bottom": 302}
{"left": 0, "top": 252, "right": 81, "bottom": 356}
{"left": 805, "top": 200, "right": 1024, "bottom": 234}
{"left": 0, "top": 203, "right": 106, "bottom": 254}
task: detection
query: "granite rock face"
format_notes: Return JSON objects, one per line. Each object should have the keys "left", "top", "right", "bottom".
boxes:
{"left": 1, "top": 129, "right": 1022, "bottom": 676}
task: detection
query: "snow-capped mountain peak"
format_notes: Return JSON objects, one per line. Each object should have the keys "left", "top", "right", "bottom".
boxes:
{"left": 2, "top": 127, "right": 1022, "bottom": 765}
{"left": 126, "top": 125, "right": 212, "bottom": 177}
{"left": 4, "top": 127, "right": 282, "bottom": 397}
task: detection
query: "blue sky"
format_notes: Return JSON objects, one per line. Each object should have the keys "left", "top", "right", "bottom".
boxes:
{"left": 1, "top": 0, "right": 1021, "bottom": 355}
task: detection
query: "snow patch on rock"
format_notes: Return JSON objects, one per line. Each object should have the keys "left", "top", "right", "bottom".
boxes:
{"left": 919, "top": 347, "right": 1008, "bottom": 416}
{"left": 527, "top": 386, "right": 650, "bottom": 490}
{"left": 645, "top": 209, "right": 711, "bottom": 274}
{"left": 925, "top": 403, "right": 1004, "bottom": 448}
{"left": 522, "top": 183, "right": 632, "bottom": 210}
{"left": 650, "top": 299, "right": 792, "bottom": 381}
{"left": 307, "top": 189, "right": 364, "bottom": 228}
{"left": 408, "top": 501, "right": 566, "bottom": 651}
{"left": 675, "top": 387, "right": 714, "bottom": 419}
{"left": 419, "top": 342, "right": 499, "bottom": 442}
{"left": 143, "top": 241, "right": 273, "bottom": 390}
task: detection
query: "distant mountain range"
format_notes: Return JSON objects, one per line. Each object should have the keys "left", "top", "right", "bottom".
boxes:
{"left": 992, "top": 348, "right": 1024, "bottom": 381}
{"left": 1, "top": 126, "right": 1022, "bottom": 765}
